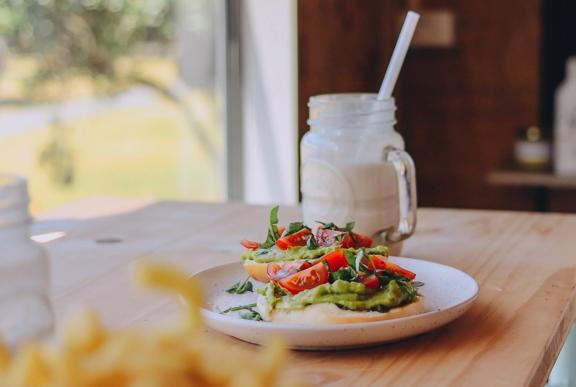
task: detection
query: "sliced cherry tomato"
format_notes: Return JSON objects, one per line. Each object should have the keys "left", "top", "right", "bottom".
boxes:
{"left": 277, "top": 226, "right": 285, "bottom": 236}
{"left": 278, "top": 262, "right": 328, "bottom": 294}
{"left": 351, "top": 232, "right": 373, "bottom": 248}
{"left": 361, "top": 274, "right": 380, "bottom": 289}
{"left": 340, "top": 233, "right": 354, "bottom": 248}
{"left": 369, "top": 255, "right": 416, "bottom": 280}
{"left": 240, "top": 240, "right": 259, "bottom": 250}
{"left": 321, "top": 249, "right": 348, "bottom": 272}
{"left": 275, "top": 228, "right": 313, "bottom": 250}
{"left": 266, "top": 260, "right": 312, "bottom": 281}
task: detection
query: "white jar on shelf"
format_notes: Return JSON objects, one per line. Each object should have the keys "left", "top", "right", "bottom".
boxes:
{"left": 0, "top": 175, "right": 53, "bottom": 348}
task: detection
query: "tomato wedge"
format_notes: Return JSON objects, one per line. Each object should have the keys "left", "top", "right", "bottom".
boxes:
{"left": 240, "top": 240, "right": 259, "bottom": 250}
{"left": 277, "top": 226, "right": 285, "bottom": 236}
{"left": 277, "top": 262, "right": 328, "bottom": 294}
{"left": 275, "top": 228, "right": 312, "bottom": 250}
{"left": 321, "top": 249, "right": 348, "bottom": 272}
{"left": 361, "top": 274, "right": 380, "bottom": 289}
{"left": 266, "top": 260, "right": 312, "bottom": 281}
{"left": 340, "top": 233, "right": 354, "bottom": 248}
{"left": 351, "top": 232, "right": 373, "bottom": 248}
{"left": 369, "top": 255, "right": 416, "bottom": 280}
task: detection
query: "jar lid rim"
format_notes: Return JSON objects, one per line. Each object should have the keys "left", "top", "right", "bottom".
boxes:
{"left": 0, "top": 174, "right": 29, "bottom": 208}
{"left": 308, "top": 93, "right": 395, "bottom": 106}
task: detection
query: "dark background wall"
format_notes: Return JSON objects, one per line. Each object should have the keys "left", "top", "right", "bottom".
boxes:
{"left": 298, "top": 0, "right": 576, "bottom": 211}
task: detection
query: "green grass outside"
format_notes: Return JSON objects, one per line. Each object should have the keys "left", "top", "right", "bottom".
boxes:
{"left": 0, "top": 98, "right": 222, "bottom": 212}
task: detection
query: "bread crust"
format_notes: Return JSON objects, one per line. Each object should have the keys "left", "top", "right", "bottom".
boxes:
{"left": 257, "top": 295, "right": 425, "bottom": 324}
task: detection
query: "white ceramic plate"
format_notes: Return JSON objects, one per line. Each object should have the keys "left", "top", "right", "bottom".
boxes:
{"left": 193, "top": 257, "right": 479, "bottom": 350}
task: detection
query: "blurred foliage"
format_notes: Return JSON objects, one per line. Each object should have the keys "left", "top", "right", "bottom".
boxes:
{"left": 38, "top": 119, "right": 75, "bottom": 186}
{"left": 0, "top": 0, "right": 177, "bottom": 187}
{"left": 0, "top": 0, "right": 175, "bottom": 90}
{"left": 0, "top": 0, "right": 218, "bottom": 192}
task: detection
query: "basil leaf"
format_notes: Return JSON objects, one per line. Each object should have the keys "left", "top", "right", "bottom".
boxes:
{"left": 239, "top": 310, "right": 263, "bottom": 321}
{"left": 398, "top": 280, "right": 418, "bottom": 298}
{"left": 260, "top": 206, "right": 280, "bottom": 248}
{"left": 269, "top": 205, "right": 279, "bottom": 227}
{"left": 330, "top": 267, "right": 357, "bottom": 282}
{"left": 344, "top": 250, "right": 356, "bottom": 266}
{"left": 270, "top": 205, "right": 280, "bottom": 239}
{"left": 316, "top": 221, "right": 336, "bottom": 230}
{"left": 317, "top": 220, "right": 355, "bottom": 232}
{"left": 284, "top": 221, "right": 305, "bottom": 236}
{"left": 260, "top": 232, "right": 276, "bottom": 249}
{"left": 306, "top": 235, "right": 319, "bottom": 250}
{"left": 226, "top": 277, "right": 254, "bottom": 294}
{"left": 221, "top": 302, "right": 263, "bottom": 321}
{"left": 220, "top": 303, "right": 257, "bottom": 314}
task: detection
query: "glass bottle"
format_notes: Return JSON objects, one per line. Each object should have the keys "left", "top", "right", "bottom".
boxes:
{"left": 0, "top": 175, "right": 54, "bottom": 348}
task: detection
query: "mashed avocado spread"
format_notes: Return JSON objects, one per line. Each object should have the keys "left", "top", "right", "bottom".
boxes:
{"left": 258, "top": 279, "right": 413, "bottom": 312}
{"left": 242, "top": 245, "right": 389, "bottom": 263}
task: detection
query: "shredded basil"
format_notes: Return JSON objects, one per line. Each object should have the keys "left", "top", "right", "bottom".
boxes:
{"left": 220, "top": 303, "right": 263, "bottom": 321}
{"left": 316, "top": 221, "right": 336, "bottom": 229}
{"left": 315, "top": 220, "right": 355, "bottom": 232}
{"left": 220, "top": 303, "right": 258, "bottom": 314}
{"left": 344, "top": 250, "right": 357, "bottom": 266}
{"left": 330, "top": 266, "right": 357, "bottom": 282}
{"left": 239, "top": 309, "right": 263, "bottom": 321}
{"left": 306, "top": 235, "right": 318, "bottom": 249}
{"left": 225, "top": 277, "right": 254, "bottom": 294}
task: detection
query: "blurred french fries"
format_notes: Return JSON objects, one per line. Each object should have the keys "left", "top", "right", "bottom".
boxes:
{"left": 0, "top": 262, "right": 299, "bottom": 387}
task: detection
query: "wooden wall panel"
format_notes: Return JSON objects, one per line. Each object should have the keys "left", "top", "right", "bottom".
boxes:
{"left": 297, "top": 0, "right": 400, "bottom": 140}
{"left": 298, "top": 0, "right": 542, "bottom": 211}
{"left": 400, "top": 0, "right": 541, "bottom": 210}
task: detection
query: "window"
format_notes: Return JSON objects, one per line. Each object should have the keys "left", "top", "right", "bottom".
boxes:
{"left": 0, "top": 0, "right": 225, "bottom": 211}
{"left": 0, "top": 0, "right": 298, "bottom": 211}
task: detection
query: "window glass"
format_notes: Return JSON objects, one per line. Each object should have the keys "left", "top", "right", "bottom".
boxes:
{"left": 0, "top": 0, "right": 223, "bottom": 212}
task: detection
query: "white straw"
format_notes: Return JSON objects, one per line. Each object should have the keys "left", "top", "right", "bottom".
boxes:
{"left": 377, "top": 11, "right": 420, "bottom": 100}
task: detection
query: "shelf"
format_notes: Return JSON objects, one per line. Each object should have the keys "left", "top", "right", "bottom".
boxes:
{"left": 487, "top": 169, "right": 576, "bottom": 189}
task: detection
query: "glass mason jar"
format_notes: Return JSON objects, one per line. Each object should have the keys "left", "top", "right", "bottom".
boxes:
{"left": 300, "top": 93, "right": 417, "bottom": 255}
{"left": 0, "top": 175, "right": 53, "bottom": 348}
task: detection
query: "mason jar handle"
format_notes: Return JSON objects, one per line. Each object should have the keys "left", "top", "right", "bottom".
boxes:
{"left": 377, "top": 146, "right": 417, "bottom": 243}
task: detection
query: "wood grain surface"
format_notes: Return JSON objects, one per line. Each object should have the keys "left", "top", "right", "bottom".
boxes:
{"left": 36, "top": 199, "right": 576, "bottom": 387}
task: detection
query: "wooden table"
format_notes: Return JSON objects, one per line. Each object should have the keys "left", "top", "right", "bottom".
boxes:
{"left": 34, "top": 198, "right": 576, "bottom": 387}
